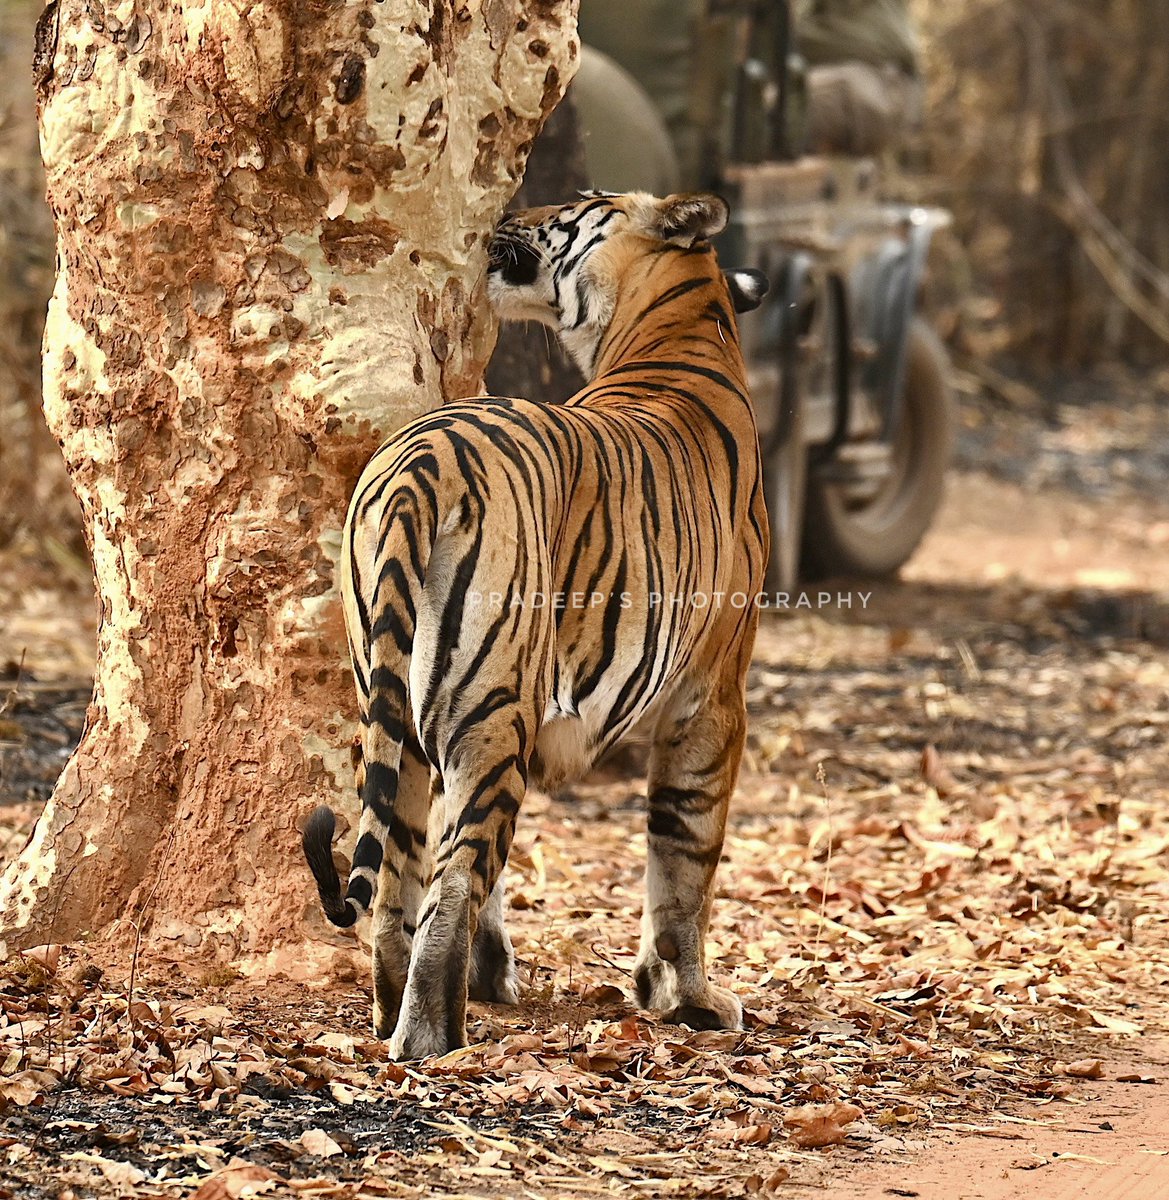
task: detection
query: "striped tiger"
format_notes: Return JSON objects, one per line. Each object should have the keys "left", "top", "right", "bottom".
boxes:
{"left": 303, "top": 191, "right": 769, "bottom": 1060}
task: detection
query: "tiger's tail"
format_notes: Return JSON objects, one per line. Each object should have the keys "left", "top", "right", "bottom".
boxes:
{"left": 302, "top": 803, "right": 357, "bottom": 926}
{"left": 304, "top": 490, "right": 429, "bottom": 928}
{"left": 303, "top": 662, "right": 411, "bottom": 928}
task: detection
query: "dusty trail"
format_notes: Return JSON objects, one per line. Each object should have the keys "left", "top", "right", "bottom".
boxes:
{"left": 792, "top": 1040, "right": 1169, "bottom": 1200}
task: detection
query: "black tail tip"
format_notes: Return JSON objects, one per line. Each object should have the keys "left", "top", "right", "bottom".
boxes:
{"left": 302, "top": 805, "right": 357, "bottom": 928}
{"left": 303, "top": 804, "right": 336, "bottom": 858}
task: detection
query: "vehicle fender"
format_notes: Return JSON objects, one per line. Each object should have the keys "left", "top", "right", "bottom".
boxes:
{"left": 854, "top": 210, "right": 942, "bottom": 442}
{"left": 762, "top": 250, "right": 816, "bottom": 457}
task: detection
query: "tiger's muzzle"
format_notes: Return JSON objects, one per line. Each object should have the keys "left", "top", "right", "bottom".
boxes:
{"left": 487, "top": 218, "right": 541, "bottom": 288}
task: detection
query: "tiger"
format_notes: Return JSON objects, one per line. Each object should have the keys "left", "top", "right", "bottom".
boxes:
{"left": 303, "top": 191, "right": 770, "bottom": 1061}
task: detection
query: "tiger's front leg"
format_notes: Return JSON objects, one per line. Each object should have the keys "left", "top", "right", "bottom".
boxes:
{"left": 633, "top": 675, "right": 748, "bottom": 1031}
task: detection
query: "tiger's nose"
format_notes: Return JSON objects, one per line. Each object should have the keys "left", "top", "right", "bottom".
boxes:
{"left": 487, "top": 233, "right": 541, "bottom": 286}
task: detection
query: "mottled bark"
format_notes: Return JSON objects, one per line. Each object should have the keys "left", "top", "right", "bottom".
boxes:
{"left": 0, "top": 0, "right": 577, "bottom": 973}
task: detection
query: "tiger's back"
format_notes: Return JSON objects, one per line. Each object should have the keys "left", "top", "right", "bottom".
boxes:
{"left": 306, "top": 192, "right": 768, "bottom": 1060}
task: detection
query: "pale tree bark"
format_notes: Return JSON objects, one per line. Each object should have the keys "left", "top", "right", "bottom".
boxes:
{"left": 0, "top": 0, "right": 577, "bottom": 976}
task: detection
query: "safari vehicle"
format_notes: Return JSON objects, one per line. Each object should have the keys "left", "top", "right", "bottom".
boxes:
{"left": 569, "top": 0, "right": 956, "bottom": 591}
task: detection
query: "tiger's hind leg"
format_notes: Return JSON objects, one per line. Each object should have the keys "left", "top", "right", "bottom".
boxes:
{"left": 414, "top": 777, "right": 519, "bottom": 1006}
{"left": 383, "top": 509, "right": 550, "bottom": 1059}
{"left": 387, "top": 711, "right": 534, "bottom": 1060}
{"left": 369, "top": 735, "right": 431, "bottom": 1038}
{"left": 633, "top": 672, "right": 748, "bottom": 1031}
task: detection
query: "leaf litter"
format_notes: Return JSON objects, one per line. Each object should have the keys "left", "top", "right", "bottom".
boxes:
{"left": 3, "top": 534, "right": 1169, "bottom": 1196}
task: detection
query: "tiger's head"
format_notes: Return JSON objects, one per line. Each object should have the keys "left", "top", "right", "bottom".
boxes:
{"left": 487, "top": 191, "right": 767, "bottom": 376}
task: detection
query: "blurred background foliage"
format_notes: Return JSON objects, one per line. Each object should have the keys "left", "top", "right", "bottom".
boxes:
{"left": 0, "top": 0, "right": 1166, "bottom": 551}
{"left": 0, "top": 0, "right": 71, "bottom": 554}
{"left": 913, "top": 0, "right": 1169, "bottom": 372}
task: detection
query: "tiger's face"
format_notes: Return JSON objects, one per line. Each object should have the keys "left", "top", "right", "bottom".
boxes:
{"left": 486, "top": 192, "right": 766, "bottom": 376}
{"left": 487, "top": 193, "right": 627, "bottom": 329}
{"left": 485, "top": 192, "right": 727, "bottom": 366}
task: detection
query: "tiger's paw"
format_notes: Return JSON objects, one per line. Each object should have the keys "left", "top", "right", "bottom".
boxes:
{"left": 665, "top": 985, "right": 743, "bottom": 1032}
{"left": 387, "top": 1011, "right": 465, "bottom": 1061}
{"left": 373, "top": 996, "right": 399, "bottom": 1041}
{"left": 633, "top": 954, "right": 742, "bottom": 1029}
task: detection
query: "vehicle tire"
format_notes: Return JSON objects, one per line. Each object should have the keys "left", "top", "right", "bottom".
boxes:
{"left": 802, "top": 318, "right": 954, "bottom": 578}
{"left": 762, "top": 391, "right": 807, "bottom": 596}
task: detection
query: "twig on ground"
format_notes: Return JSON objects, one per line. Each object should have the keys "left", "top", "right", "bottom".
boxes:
{"left": 127, "top": 822, "right": 179, "bottom": 1036}
{"left": 0, "top": 648, "right": 26, "bottom": 718}
{"left": 811, "top": 761, "right": 836, "bottom": 970}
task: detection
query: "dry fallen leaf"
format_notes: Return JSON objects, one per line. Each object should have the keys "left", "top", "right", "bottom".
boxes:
{"left": 920, "top": 744, "right": 957, "bottom": 796}
{"left": 1010, "top": 1155, "right": 1051, "bottom": 1171}
{"left": 0, "top": 1069, "right": 58, "bottom": 1108}
{"left": 783, "top": 1102, "right": 863, "bottom": 1148}
{"left": 298, "top": 1129, "right": 345, "bottom": 1159}
{"left": 582, "top": 984, "right": 627, "bottom": 1007}
{"left": 1087, "top": 1010, "right": 1142, "bottom": 1036}
{"left": 1058, "top": 1058, "right": 1103, "bottom": 1078}
{"left": 61, "top": 1152, "right": 146, "bottom": 1193}
{"left": 20, "top": 944, "right": 61, "bottom": 973}
{"left": 189, "top": 1159, "right": 287, "bottom": 1200}
{"left": 733, "top": 1123, "right": 773, "bottom": 1146}
{"left": 745, "top": 1166, "right": 791, "bottom": 1193}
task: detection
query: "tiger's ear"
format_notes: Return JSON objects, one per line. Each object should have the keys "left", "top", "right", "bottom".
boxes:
{"left": 723, "top": 268, "right": 769, "bottom": 313}
{"left": 636, "top": 192, "right": 730, "bottom": 247}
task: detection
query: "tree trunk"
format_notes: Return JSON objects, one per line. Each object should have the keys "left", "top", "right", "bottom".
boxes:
{"left": 0, "top": 0, "right": 577, "bottom": 976}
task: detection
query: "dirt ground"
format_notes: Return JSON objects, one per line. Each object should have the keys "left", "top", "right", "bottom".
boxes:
{"left": 2, "top": 381, "right": 1169, "bottom": 1198}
